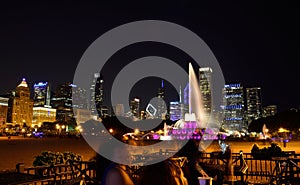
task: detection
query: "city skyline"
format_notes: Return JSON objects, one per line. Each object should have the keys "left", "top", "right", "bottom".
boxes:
{"left": 0, "top": 71, "right": 286, "bottom": 114}
{"left": 0, "top": 1, "right": 298, "bottom": 112}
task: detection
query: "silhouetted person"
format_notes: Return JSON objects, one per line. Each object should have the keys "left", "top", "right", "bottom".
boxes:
{"left": 102, "top": 162, "right": 134, "bottom": 185}
{"left": 101, "top": 146, "right": 135, "bottom": 185}
{"left": 175, "top": 139, "right": 209, "bottom": 185}
{"left": 139, "top": 158, "right": 188, "bottom": 185}
{"left": 91, "top": 153, "right": 112, "bottom": 184}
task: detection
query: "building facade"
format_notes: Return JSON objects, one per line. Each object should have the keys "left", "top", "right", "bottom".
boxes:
{"left": 262, "top": 105, "right": 277, "bottom": 118}
{"left": 169, "top": 101, "right": 182, "bottom": 121}
{"left": 130, "top": 98, "right": 140, "bottom": 118}
{"left": 222, "top": 83, "right": 245, "bottom": 131}
{"left": 73, "top": 108, "right": 92, "bottom": 124}
{"left": 32, "top": 107, "right": 56, "bottom": 127}
{"left": 156, "top": 80, "right": 167, "bottom": 119}
{"left": 0, "top": 97, "right": 9, "bottom": 128}
{"left": 199, "top": 67, "right": 213, "bottom": 123}
{"left": 115, "top": 104, "right": 124, "bottom": 117}
{"left": 90, "top": 73, "right": 104, "bottom": 117}
{"left": 32, "top": 82, "right": 57, "bottom": 128}
{"left": 72, "top": 84, "right": 88, "bottom": 109}
{"left": 7, "top": 78, "right": 34, "bottom": 127}
{"left": 246, "top": 87, "right": 262, "bottom": 123}
{"left": 33, "top": 82, "right": 51, "bottom": 107}
{"left": 51, "top": 83, "right": 74, "bottom": 124}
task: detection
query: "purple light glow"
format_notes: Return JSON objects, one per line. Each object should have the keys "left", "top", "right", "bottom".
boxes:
{"left": 153, "top": 134, "right": 160, "bottom": 140}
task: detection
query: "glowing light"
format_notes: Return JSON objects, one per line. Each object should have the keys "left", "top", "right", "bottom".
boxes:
{"left": 278, "top": 128, "right": 289, "bottom": 133}
{"left": 18, "top": 78, "right": 28, "bottom": 87}
{"left": 34, "top": 82, "right": 48, "bottom": 87}
{"left": 109, "top": 128, "right": 114, "bottom": 133}
{"left": 224, "top": 84, "right": 241, "bottom": 88}
{"left": 156, "top": 129, "right": 164, "bottom": 135}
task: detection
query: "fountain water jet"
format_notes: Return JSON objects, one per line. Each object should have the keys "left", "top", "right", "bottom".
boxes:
{"left": 172, "top": 63, "right": 208, "bottom": 140}
{"left": 186, "top": 63, "right": 206, "bottom": 128}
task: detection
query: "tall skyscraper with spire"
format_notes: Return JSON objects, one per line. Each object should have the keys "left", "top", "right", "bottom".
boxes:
{"left": 156, "top": 80, "right": 166, "bottom": 119}
{"left": 169, "top": 85, "right": 188, "bottom": 121}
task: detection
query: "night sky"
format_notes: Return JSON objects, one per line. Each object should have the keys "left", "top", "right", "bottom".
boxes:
{"left": 0, "top": 1, "right": 299, "bottom": 112}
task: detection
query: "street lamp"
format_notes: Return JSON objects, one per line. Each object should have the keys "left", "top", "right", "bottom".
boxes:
{"left": 56, "top": 124, "right": 61, "bottom": 135}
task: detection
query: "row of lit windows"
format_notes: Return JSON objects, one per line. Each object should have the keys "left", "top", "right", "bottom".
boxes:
{"left": 221, "top": 104, "right": 243, "bottom": 110}
{"left": 225, "top": 117, "right": 243, "bottom": 121}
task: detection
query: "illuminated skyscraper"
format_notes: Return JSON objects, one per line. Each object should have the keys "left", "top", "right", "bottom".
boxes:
{"left": 32, "top": 82, "right": 56, "bottom": 127}
{"left": 90, "top": 73, "right": 104, "bottom": 117}
{"left": 0, "top": 97, "right": 8, "bottom": 126}
{"left": 169, "top": 85, "right": 187, "bottom": 121}
{"left": 156, "top": 80, "right": 166, "bottom": 119}
{"left": 51, "top": 83, "right": 74, "bottom": 124}
{"left": 33, "top": 82, "right": 51, "bottom": 107}
{"left": 130, "top": 98, "right": 140, "bottom": 118}
{"left": 246, "top": 87, "right": 262, "bottom": 123}
{"left": 222, "top": 83, "right": 245, "bottom": 131}
{"left": 51, "top": 83, "right": 72, "bottom": 109}
{"left": 7, "top": 78, "right": 34, "bottom": 127}
{"left": 72, "top": 84, "right": 88, "bottom": 109}
{"left": 169, "top": 101, "right": 181, "bottom": 121}
{"left": 199, "top": 67, "right": 213, "bottom": 123}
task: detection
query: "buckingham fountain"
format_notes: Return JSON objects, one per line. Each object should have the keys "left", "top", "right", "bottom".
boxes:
{"left": 161, "top": 63, "right": 215, "bottom": 142}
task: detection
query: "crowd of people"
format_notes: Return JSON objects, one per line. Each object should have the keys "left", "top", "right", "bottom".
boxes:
{"left": 93, "top": 132, "right": 233, "bottom": 185}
